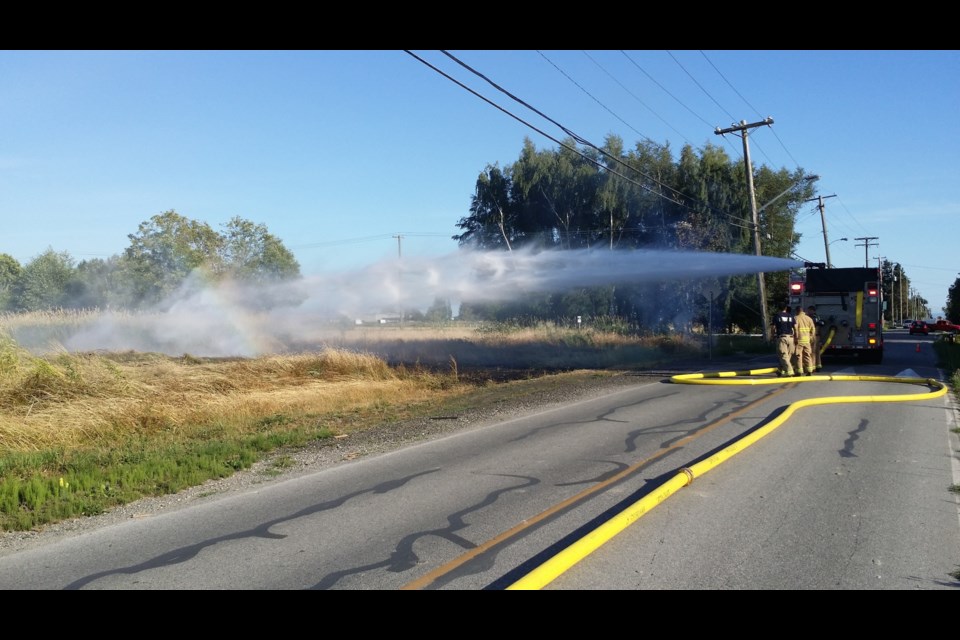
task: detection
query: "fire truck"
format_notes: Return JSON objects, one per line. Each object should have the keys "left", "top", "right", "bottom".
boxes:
{"left": 788, "top": 263, "right": 884, "bottom": 364}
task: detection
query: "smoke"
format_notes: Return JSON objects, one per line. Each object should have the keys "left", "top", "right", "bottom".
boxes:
{"left": 56, "top": 247, "right": 801, "bottom": 357}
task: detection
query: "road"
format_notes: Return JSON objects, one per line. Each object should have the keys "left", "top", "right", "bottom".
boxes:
{"left": 1, "top": 330, "right": 958, "bottom": 589}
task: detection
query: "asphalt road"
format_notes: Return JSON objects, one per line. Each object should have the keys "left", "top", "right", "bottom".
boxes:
{"left": 1, "top": 329, "right": 958, "bottom": 589}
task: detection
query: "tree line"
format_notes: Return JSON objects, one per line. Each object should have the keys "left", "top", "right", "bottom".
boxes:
{"left": 3, "top": 136, "right": 950, "bottom": 330}
{"left": 0, "top": 211, "right": 300, "bottom": 313}
{"left": 452, "top": 135, "right": 953, "bottom": 331}
{"left": 454, "top": 135, "right": 816, "bottom": 333}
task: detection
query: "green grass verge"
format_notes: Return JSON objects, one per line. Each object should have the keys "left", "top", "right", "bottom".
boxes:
{"left": 0, "top": 421, "right": 335, "bottom": 532}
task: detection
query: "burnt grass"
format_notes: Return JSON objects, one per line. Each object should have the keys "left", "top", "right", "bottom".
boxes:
{"left": 312, "top": 337, "right": 694, "bottom": 379}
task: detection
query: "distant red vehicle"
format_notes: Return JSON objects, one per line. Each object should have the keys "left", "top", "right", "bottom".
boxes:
{"left": 929, "top": 319, "right": 960, "bottom": 334}
{"left": 909, "top": 320, "right": 929, "bottom": 335}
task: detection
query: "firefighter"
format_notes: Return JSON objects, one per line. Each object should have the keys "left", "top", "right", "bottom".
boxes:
{"left": 807, "top": 305, "right": 824, "bottom": 371}
{"left": 793, "top": 305, "right": 817, "bottom": 376}
{"left": 772, "top": 303, "right": 797, "bottom": 377}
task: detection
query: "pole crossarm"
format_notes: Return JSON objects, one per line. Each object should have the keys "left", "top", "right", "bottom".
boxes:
{"left": 714, "top": 117, "right": 774, "bottom": 136}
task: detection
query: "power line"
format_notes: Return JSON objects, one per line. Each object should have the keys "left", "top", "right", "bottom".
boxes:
{"left": 667, "top": 50, "right": 736, "bottom": 124}
{"left": 290, "top": 232, "right": 448, "bottom": 250}
{"left": 405, "top": 51, "right": 677, "bottom": 208}
{"left": 418, "top": 50, "right": 753, "bottom": 231}
{"left": 536, "top": 50, "right": 659, "bottom": 146}
{"left": 671, "top": 50, "right": 780, "bottom": 169}
{"left": 699, "top": 50, "right": 804, "bottom": 171}
{"left": 699, "top": 50, "right": 761, "bottom": 117}
{"left": 575, "top": 50, "right": 693, "bottom": 146}
{"left": 619, "top": 50, "right": 741, "bottom": 158}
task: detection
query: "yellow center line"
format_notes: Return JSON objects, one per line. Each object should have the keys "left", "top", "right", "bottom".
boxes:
{"left": 400, "top": 384, "right": 790, "bottom": 590}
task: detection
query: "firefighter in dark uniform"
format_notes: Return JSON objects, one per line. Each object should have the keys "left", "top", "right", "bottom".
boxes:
{"left": 772, "top": 303, "right": 796, "bottom": 377}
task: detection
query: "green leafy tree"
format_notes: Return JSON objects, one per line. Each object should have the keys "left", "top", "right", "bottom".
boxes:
{"left": 123, "top": 210, "right": 224, "bottom": 308}
{"left": 889, "top": 264, "right": 911, "bottom": 324}
{"left": 219, "top": 216, "right": 300, "bottom": 283}
{"left": 217, "top": 216, "right": 303, "bottom": 309}
{"left": 13, "top": 248, "right": 76, "bottom": 311}
{"left": 455, "top": 163, "right": 520, "bottom": 251}
{"left": 509, "top": 138, "right": 597, "bottom": 250}
{"left": 622, "top": 140, "right": 679, "bottom": 248}
{"left": 596, "top": 135, "right": 632, "bottom": 250}
{"left": 454, "top": 136, "right": 808, "bottom": 334}
{"left": 945, "top": 277, "right": 960, "bottom": 324}
{"left": 880, "top": 259, "right": 896, "bottom": 323}
{"left": 74, "top": 256, "right": 130, "bottom": 309}
{"left": 0, "top": 253, "right": 22, "bottom": 311}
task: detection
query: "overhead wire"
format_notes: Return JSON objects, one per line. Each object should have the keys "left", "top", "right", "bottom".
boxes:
{"left": 619, "top": 50, "right": 742, "bottom": 158}
{"left": 699, "top": 50, "right": 804, "bottom": 171}
{"left": 421, "top": 50, "right": 754, "bottom": 232}
{"left": 536, "top": 50, "right": 659, "bottom": 147}
{"left": 688, "top": 51, "right": 870, "bottom": 274}
{"left": 290, "top": 232, "right": 450, "bottom": 250}
{"left": 691, "top": 52, "right": 905, "bottom": 290}
{"left": 668, "top": 50, "right": 779, "bottom": 169}
{"left": 405, "top": 50, "right": 683, "bottom": 208}
{"left": 575, "top": 50, "right": 695, "bottom": 147}
{"left": 667, "top": 50, "right": 737, "bottom": 125}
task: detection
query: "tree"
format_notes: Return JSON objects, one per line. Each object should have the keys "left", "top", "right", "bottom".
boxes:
{"left": 754, "top": 166, "right": 814, "bottom": 323}
{"left": 617, "top": 139, "right": 678, "bottom": 249}
{"left": 0, "top": 253, "right": 22, "bottom": 311}
{"left": 509, "top": 137, "right": 598, "bottom": 250}
{"left": 454, "top": 163, "right": 519, "bottom": 251}
{"left": 219, "top": 216, "right": 300, "bottom": 283}
{"left": 214, "top": 216, "right": 304, "bottom": 310}
{"left": 452, "top": 135, "right": 811, "bottom": 335}
{"left": 123, "top": 210, "right": 224, "bottom": 307}
{"left": 946, "top": 276, "right": 960, "bottom": 324}
{"left": 596, "top": 135, "right": 631, "bottom": 250}
{"left": 880, "top": 259, "right": 896, "bottom": 323}
{"left": 425, "top": 297, "right": 452, "bottom": 322}
{"left": 74, "top": 256, "right": 130, "bottom": 309}
{"left": 14, "top": 248, "right": 76, "bottom": 311}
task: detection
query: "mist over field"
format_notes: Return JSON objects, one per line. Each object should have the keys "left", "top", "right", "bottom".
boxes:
{"left": 51, "top": 248, "right": 800, "bottom": 357}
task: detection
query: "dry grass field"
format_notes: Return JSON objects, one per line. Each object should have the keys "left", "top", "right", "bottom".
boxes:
{"left": 0, "top": 310, "right": 744, "bottom": 532}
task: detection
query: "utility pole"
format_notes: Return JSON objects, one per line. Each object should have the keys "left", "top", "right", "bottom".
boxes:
{"left": 393, "top": 234, "right": 404, "bottom": 324}
{"left": 854, "top": 236, "right": 879, "bottom": 268}
{"left": 805, "top": 194, "right": 837, "bottom": 267}
{"left": 877, "top": 256, "right": 886, "bottom": 323}
{"left": 898, "top": 265, "right": 903, "bottom": 325}
{"left": 716, "top": 117, "right": 774, "bottom": 341}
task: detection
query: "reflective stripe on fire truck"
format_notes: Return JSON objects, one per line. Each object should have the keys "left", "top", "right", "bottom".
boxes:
{"left": 856, "top": 290, "right": 863, "bottom": 330}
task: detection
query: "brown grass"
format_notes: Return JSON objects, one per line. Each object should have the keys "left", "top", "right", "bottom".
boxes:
{"left": 0, "top": 312, "right": 709, "bottom": 456}
{"left": 0, "top": 346, "right": 464, "bottom": 453}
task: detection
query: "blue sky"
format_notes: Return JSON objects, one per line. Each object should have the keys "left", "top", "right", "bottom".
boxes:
{"left": 2, "top": 50, "right": 957, "bottom": 314}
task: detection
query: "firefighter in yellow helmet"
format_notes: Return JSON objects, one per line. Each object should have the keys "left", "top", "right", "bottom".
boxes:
{"left": 793, "top": 305, "right": 816, "bottom": 376}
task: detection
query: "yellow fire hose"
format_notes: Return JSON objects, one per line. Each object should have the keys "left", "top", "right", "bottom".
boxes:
{"left": 506, "top": 368, "right": 948, "bottom": 590}
{"left": 820, "top": 326, "right": 836, "bottom": 353}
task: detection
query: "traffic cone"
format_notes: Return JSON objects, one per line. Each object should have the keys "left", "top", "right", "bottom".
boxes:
{"left": 916, "top": 342, "right": 921, "bottom": 353}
